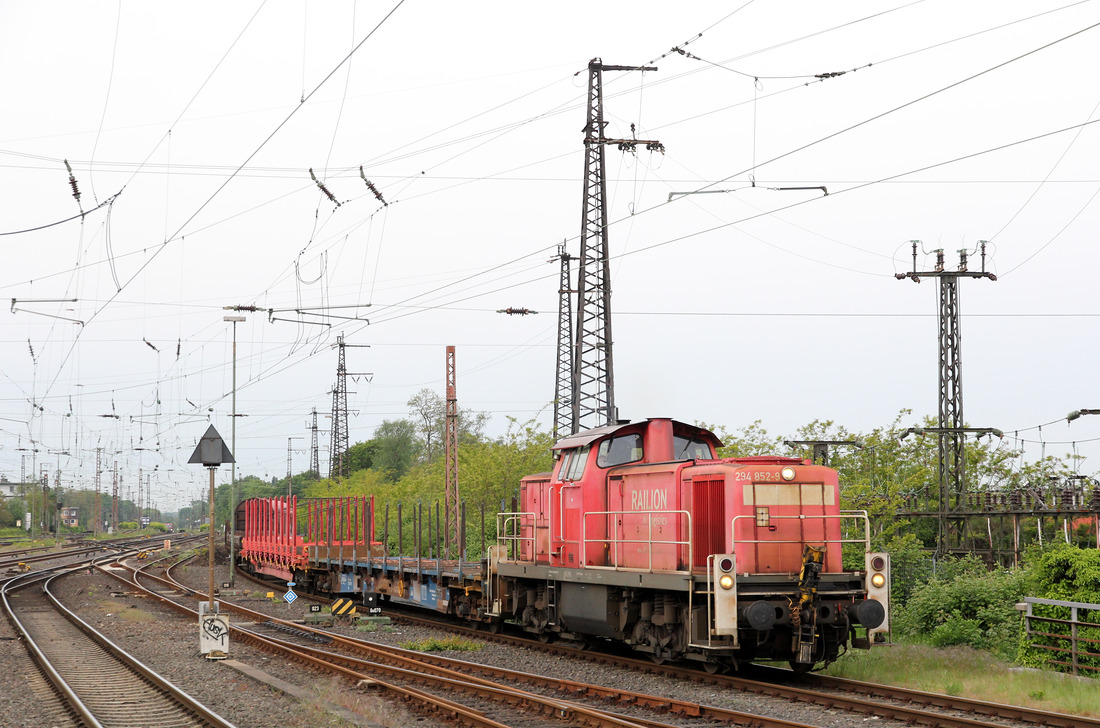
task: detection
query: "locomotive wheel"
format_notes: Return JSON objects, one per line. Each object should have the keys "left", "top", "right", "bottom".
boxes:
{"left": 487, "top": 621, "right": 502, "bottom": 634}
{"left": 703, "top": 662, "right": 723, "bottom": 674}
{"left": 537, "top": 631, "right": 555, "bottom": 643}
{"left": 648, "top": 652, "right": 666, "bottom": 665}
{"left": 788, "top": 660, "right": 813, "bottom": 675}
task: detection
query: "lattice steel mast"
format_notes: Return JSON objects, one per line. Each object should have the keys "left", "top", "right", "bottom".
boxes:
{"left": 94, "top": 447, "right": 102, "bottom": 536}
{"left": 571, "top": 58, "right": 662, "bottom": 432}
{"left": 444, "top": 346, "right": 460, "bottom": 556}
{"left": 111, "top": 461, "right": 118, "bottom": 533}
{"left": 329, "top": 335, "right": 371, "bottom": 481}
{"left": 308, "top": 407, "right": 320, "bottom": 475}
{"left": 552, "top": 242, "right": 574, "bottom": 441}
{"left": 897, "top": 241, "right": 997, "bottom": 556}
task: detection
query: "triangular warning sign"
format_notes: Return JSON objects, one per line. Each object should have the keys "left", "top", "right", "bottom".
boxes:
{"left": 188, "top": 424, "right": 235, "bottom": 466}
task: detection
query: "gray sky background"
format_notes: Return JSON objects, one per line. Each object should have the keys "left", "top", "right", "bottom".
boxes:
{"left": 3, "top": 1, "right": 1100, "bottom": 512}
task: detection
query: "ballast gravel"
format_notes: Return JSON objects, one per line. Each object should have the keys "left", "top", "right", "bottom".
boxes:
{"left": 1, "top": 549, "right": 923, "bottom": 728}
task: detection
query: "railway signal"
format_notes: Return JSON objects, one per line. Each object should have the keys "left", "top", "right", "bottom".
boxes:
{"left": 189, "top": 424, "right": 234, "bottom": 660}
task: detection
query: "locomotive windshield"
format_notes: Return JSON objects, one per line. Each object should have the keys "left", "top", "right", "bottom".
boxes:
{"left": 596, "top": 433, "right": 643, "bottom": 468}
{"left": 673, "top": 434, "right": 714, "bottom": 460}
{"left": 558, "top": 445, "right": 590, "bottom": 481}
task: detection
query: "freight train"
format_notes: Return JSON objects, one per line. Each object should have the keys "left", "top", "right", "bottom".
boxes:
{"left": 236, "top": 417, "right": 889, "bottom": 671}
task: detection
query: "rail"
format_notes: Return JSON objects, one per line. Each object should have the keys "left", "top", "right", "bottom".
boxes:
{"left": 1020, "top": 596, "right": 1100, "bottom": 675}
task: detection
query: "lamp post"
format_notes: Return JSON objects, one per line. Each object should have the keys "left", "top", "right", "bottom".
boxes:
{"left": 224, "top": 315, "right": 245, "bottom": 586}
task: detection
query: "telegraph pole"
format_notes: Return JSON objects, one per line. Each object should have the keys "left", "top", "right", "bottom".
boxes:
{"left": 571, "top": 58, "right": 663, "bottom": 433}
{"left": 896, "top": 241, "right": 997, "bottom": 556}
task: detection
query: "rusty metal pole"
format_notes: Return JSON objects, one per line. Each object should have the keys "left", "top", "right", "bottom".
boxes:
{"left": 208, "top": 465, "right": 216, "bottom": 612}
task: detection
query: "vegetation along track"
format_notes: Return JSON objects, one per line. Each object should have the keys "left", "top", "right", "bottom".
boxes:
{"left": 101, "top": 551, "right": 832, "bottom": 728}
{"left": 1, "top": 561, "right": 235, "bottom": 728}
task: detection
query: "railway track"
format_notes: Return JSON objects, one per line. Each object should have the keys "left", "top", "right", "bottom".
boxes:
{"left": 1, "top": 551, "right": 235, "bottom": 728}
{"left": 377, "top": 602, "right": 1100, "bottom": 728}
{"left": 95, "top": 552, "right": 1100, "bottom": 728}
{"left": 96, "top": 553, "right": 828, "bottom": 728}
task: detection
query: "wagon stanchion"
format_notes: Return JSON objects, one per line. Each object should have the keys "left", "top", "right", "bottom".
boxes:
{"left": 397, "top": 503, "right": 403, "bottom": 576}
{"left": 435, "top": 501, "right": 441, "bottom": 566}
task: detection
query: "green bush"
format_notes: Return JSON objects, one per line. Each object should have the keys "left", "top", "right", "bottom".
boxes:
{"left": 929, "top": 615, "right": 983, "bottom": 647}
{"left": 895, "top": 565, "right": 1028, "bottom": 660}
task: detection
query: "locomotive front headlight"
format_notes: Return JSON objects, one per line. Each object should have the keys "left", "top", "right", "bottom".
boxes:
{"left": 719, "top": 574, "right": 734, "bottom": 590}
{"left": 781, "top": 466, "right": 796, "bottom": 481}
{"left": 870, "top": 573, "right": 886, "bottom": 589}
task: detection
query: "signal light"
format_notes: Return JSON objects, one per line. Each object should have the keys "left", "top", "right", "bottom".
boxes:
{"left": 865, "top": 552, "right": 891, "bottom": 640}
{"left": 712, "top": 554, "right": 738, "bottom": 638}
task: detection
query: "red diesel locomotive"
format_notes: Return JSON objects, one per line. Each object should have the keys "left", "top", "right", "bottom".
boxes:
{"left": 238, "top": 417, "right": 889, "bottom": 671}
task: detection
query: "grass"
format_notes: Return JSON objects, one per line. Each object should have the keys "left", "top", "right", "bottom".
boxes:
{"left": 399, "top": 635, "right": 483, "bottom": 652}
{"left": 823, "top": 641, "right": 1100, "bottom": 717}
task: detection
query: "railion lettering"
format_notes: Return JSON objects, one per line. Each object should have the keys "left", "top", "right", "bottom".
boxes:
{"left": 630, "top": 488, "right": 669, "bottom": 511}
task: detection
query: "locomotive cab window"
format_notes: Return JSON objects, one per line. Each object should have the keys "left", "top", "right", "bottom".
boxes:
{"left": 673, "top": 435, "right": 714, "bottom": 460}
{"left": 561, "top": 446, "right": 589, "bottom": 481}
{"left": 556, "top": 450, "right": 572, "bottom": 479}
{"left": 596, "top": 433, "right": 643, "bottom": 468}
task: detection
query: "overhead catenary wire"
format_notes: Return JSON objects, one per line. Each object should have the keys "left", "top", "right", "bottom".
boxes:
{"left": 9, "top": 5, "right": 1100, "bottom": 483}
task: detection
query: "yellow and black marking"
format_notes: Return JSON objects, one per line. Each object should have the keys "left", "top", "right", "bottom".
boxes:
{"left": 331, "top": 598, "right": 357, "bottom": 616}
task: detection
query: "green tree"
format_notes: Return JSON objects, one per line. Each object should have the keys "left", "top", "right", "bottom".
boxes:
{"left": 346, "top": 440, "right": 379, "bottom": 472}
{"left": 407, "top": 388, "right": 490, "bottom": 463}
{"left": 372, "top": 419, "right": 421, "bottom": 479}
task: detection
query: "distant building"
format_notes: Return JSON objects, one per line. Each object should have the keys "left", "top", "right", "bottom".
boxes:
{"left": 0, "top": 482, "right": 18, "bottom": 498}
{"left": 61, "top": 506, "right": 79, "bottom": 527}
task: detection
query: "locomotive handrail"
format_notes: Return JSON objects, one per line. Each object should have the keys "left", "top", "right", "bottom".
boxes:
{"left": 556, "top": 482, "right": 582, "bottom": 548}
{"left": 581, "top": 510, "right": 693, "bottom": 574}
{"left": 495, "top": 511, "right": 537, "bottom": 562}
{"left": 729, "top": 511, "right": 871, "bottom": 558}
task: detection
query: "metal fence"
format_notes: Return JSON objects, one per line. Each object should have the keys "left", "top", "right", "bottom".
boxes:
{"left": 1019, "top": 596, "right": 1100, "bottom": 676}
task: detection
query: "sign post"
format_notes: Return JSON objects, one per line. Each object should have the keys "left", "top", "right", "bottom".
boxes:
{"left": 189, "top": 425, "right": 234, "bottom": 659}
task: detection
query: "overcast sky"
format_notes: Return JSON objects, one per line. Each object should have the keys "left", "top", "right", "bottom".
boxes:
{"left": 3, "top": 1, "right": 1100, "bottom": 512}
